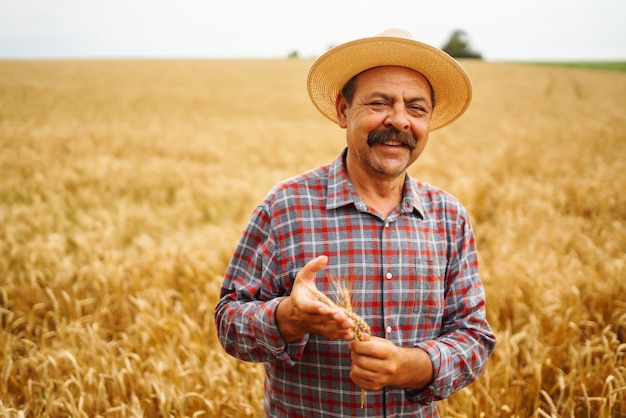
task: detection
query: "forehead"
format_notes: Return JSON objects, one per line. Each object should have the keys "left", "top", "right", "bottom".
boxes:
{"left": 355, "top": 66, "right": 432, "bottom": 96}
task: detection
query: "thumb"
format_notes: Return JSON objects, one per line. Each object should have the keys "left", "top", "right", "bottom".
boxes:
{"left": 297, "top": 255, "right": 328, "bottom": 285}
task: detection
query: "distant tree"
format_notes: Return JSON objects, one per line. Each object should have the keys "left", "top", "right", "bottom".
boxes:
{"left": 287, "top": 50, "right": 299, "bottom": 59}
{"left": 441, "top": 30, "right": 482, "bottom": 59}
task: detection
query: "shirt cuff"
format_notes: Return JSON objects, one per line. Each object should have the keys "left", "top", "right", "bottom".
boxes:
{"left": 405, "top": 340, "right": 443, "bottom": 403}
{"left": 254, "top": 297, "right": 309, "bottom": 367}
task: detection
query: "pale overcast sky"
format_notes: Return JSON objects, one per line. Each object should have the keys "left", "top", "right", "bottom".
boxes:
{"left": 1, "top": 0, "right": 624, "bottom": 61}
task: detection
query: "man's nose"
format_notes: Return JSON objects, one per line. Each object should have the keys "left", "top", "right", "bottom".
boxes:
{"left": 384, "top": 104, "right": 410, "bottom": 131}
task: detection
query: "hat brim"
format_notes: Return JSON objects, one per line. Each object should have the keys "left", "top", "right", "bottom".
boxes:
{"left": 306, "top": 35, "right": 472, "bottom": 131}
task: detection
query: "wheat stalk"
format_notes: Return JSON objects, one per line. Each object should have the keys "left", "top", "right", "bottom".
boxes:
{"left": 306, "top": 283, "right": 370, "bottom": 408}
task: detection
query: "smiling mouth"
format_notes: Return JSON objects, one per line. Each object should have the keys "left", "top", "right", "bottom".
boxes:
{"left": 381, "top": 139, "right": 404, "bottom": 146}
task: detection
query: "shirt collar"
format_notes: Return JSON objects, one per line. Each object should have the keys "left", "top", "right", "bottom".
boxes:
{"left": 326, "top": 148, "right": 425, "bottom": 219}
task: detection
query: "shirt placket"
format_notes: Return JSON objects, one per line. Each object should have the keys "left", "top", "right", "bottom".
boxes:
{"left": 380, "top": 216, "right": 397, "bottom": 340}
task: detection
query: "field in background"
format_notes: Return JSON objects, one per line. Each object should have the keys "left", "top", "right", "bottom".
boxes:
{"left": 528, "top": 61, "right": 626, "bottom": 72}
{"left": 1, "top": 59, "right": 625, "bottom": 417}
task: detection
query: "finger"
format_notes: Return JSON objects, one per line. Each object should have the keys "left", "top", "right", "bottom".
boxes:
{"left": 349, "top": 333, "right": 370, "bottom": 352}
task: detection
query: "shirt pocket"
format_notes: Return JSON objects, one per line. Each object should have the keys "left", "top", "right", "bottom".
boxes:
{"left": 407, "top": 257, "right": 446, "bottom": 333}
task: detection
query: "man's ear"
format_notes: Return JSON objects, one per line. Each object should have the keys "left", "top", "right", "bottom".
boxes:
{"left": 335, "top": 94, "right": 348, "bottom": 128}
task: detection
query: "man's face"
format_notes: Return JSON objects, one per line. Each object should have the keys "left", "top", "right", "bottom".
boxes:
{"left": 336, "top": 66, "right": 433, "bottom": 181}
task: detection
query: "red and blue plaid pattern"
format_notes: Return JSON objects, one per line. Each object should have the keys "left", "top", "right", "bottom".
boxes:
{"left": 215, "top": 149, "right": 495, "bottom": 417}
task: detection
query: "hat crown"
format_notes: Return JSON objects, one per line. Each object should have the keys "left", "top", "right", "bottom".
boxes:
{"left": 376, "top": 28, "right": 413, "bottom": 39}
{"left": 307, "top": 28, "right": 472, "bottom": 131}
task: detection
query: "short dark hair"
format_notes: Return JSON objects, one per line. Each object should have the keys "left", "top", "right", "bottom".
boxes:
{"left": 341, "top": 75, "right": 359, "bottom": 105}
{"left": 340, "top": 69, "right": 436, "bottom": 108}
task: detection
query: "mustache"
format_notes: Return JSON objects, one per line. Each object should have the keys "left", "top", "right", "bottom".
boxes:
{"left": 367, "top": 127, "right": 417, "bottom": 150}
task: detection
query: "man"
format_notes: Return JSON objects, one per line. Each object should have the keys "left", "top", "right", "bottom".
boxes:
{"left": 214, "top": 28, "right": 496, "bottom": 417}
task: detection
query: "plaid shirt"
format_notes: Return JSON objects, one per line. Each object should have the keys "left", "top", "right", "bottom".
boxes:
{"left": 214, "top": 149, "right": 495, "bottom": 417}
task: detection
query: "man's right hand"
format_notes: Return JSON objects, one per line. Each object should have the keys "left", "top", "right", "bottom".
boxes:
{"left": 276, "top": 255, "right": 355, "bottom": 343}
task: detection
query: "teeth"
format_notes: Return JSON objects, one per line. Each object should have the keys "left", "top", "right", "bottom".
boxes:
{"left": 384, "top": 140, "right": 402, "bottom": 146}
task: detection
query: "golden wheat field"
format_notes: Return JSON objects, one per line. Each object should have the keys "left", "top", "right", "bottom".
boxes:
{"left": 0, "top": 57, "right": 625, "bottom": 417}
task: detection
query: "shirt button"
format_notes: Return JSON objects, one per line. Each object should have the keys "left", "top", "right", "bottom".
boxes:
{"left": 384, "top": 222, "right": 390, "bottom": 228}
{"left": 385, "top": 272, "right": 393, "bottom": 280}
{"left": 386, "top": 326, "right": 392, "bottom": 334}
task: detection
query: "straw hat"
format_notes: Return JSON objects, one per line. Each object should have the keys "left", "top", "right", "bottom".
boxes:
{"left": 307, "top": 28, "right": 472, "bottom": 131}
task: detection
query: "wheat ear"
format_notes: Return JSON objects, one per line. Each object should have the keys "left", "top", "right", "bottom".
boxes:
{"left": 306, "top": 284, "right": 370, "bottom": 407}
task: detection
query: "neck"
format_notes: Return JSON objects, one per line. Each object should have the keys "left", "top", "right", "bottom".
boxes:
{"left": 345, "top": 155, "right": 405, "bottom": 219}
